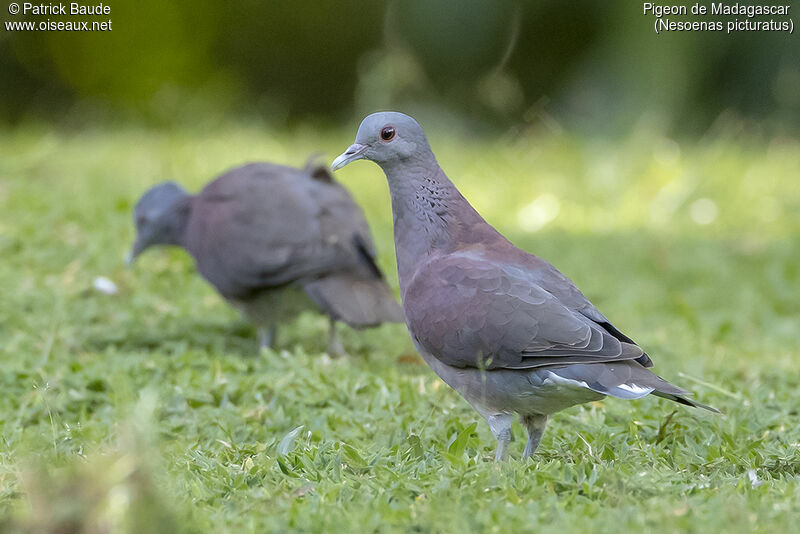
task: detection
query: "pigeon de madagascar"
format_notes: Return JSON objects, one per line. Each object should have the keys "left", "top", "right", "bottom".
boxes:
{"left": 129, "top": 159, "right": 403, "bottom": 355}
{"left": 332, "top": 112, "right": 718, "bottom": 461}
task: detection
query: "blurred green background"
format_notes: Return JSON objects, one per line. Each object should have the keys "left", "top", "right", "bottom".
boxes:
{"left": 1, "top": 0, "right": 798, "bottom": 135}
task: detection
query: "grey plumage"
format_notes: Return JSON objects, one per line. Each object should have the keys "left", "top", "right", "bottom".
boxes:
{"left": 332, "top": 112, "right": 717, "bottom": 460}
{"left": 129, "top": 159, "right": 404, "bottom": 352}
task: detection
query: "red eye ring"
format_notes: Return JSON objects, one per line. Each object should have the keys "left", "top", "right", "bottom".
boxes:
{"left": 380, "top": 126, "right": 396, "bottom": 142}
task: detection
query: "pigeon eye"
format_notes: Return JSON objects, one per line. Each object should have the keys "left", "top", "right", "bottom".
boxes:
{"left": 380, "top": 126, "right": 396, "bottom": 142}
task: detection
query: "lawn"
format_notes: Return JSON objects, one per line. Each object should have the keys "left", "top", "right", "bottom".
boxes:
{"left": 0, "top": 120, "right": 798, "bottom": 532}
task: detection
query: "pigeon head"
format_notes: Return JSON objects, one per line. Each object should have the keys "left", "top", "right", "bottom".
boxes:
{"left": 128, "top": 182, "right": 190, "bottom": 264}
{"left": 332, "top": 112, "right": 435, "bottom": 172}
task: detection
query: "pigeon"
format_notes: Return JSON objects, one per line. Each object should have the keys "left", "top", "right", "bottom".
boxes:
{"left": 128, "top": 159, "right": 404, "bottom": 354}
{"left": 332, "top": 112, "right": 718, "bottom": 460}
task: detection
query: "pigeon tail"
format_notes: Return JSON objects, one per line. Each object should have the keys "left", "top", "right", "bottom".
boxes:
{"left": 303, "top": 274, "right": 404, "bottom": 328}
{"left": 549, "top": 362, "right": 719, "bottom": 413}
{"left": 651, "top": 391, "right": 721, "bottom": 413}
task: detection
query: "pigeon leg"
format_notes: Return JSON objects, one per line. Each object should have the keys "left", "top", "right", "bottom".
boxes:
{"left": 327, "top": 318, "right": 346, "bottom": 357}
{"left": 258, "top": 323, "right": 277, "bottom": 349}
{"left": 487, "top": 413, "right": 514, "bottom": 462}
{"left": 521, "top": 414, "right": 548, "bottom": 459}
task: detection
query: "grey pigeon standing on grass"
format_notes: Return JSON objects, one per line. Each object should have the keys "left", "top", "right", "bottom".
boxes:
{"left": 128, "top": 159, "right": 404, "bottom": 354}
{"left": 332, "top": 112, "right": 718, "bottom": 460}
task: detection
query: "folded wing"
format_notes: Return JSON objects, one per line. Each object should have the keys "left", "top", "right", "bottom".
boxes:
{"left": 404, "top": 251, "right": 645, "bottom": 370}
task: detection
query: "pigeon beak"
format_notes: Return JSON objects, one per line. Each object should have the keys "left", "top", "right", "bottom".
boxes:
{"left": 126, "top": 241, "right": 143, "bottom": 266}
{"left": 331, "top": 143, "right": 367, "bottom": 171}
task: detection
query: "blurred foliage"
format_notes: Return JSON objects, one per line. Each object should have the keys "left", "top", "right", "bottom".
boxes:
{"left": 1, "top": 0, "right": 798, "bottom": 134}
{"left": 1, "top": 392, "right": 191, "bottom": 534}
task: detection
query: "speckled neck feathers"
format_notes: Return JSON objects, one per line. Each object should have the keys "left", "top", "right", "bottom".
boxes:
{"left": 379, "top": 160, "right": 497, "bottom": 293}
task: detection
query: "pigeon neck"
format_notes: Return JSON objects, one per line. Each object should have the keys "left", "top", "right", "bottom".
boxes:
{"left": 162, "top": 196, "right": 193, "bottom": 248}
{"left": 381, "top": 162, "right": 491, "bottom": 291}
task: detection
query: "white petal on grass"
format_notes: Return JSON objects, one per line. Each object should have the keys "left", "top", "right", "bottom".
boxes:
{"left": 690, "top": 198, "right": 718, "bottom": 225}
{"left": 93, "top": 276, "right": 119, "bottom": 295}
{"left": 517, "top": 193, "right": 560, "bottom": 232}
{"left": 747, "top": 469, "right": 764, "bottom": 488}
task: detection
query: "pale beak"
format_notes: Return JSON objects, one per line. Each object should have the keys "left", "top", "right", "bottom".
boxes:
{"left": 126, "top": 239, "right": 144, "bottom": 266}
{"left": 125, "top": 249, "right": 137, "bottom": 267}
{"left": 331, "top": 143, "right": 367, "bottom": 171}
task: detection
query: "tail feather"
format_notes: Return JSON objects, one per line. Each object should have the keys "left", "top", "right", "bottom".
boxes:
{"left": 303, "top": 274, "right": 404, "bottom": 328}
{"left": 652, "top": 391, "right": 721, "bottom": 413}
{"left": 551, "top": 362, "right": 720, "bottom": 414}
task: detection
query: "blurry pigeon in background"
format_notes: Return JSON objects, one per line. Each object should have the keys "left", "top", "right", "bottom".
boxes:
{"left": 332, "top": 112, "right": 717, "bottom": 460}
{"left": 129, "top": 159, "right": 404, "bottom": 354}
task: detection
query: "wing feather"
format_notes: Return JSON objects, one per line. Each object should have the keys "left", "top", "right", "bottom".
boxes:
{"left": 184, "top": 162, "right": 385, "bottom": 299}
{"left": 405, "top": 252, "right": 645, "bottom": 370}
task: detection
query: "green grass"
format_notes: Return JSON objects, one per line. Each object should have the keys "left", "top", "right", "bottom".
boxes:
{"left": 0, "top": 120, "right": 799, "bottom": 532}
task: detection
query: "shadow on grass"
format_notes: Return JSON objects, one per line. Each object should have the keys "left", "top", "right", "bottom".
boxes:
{"left": 85, "top": 319, "right": 259, "bottom": 357}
